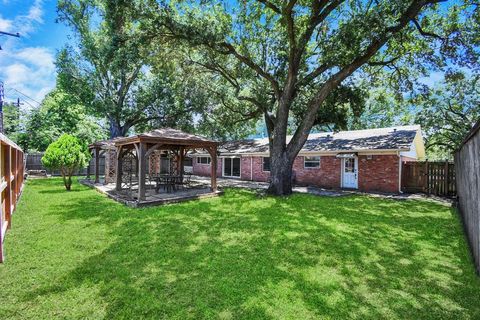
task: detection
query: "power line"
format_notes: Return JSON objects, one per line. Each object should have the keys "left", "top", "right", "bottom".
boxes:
{"left": 6, "top": 88, "right": 41, "bottom": 106}
{"left": 0, "top": 30, "right": 20, "bottom": 51}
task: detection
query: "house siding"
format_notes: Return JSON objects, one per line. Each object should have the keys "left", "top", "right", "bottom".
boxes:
{"left": 193, "top": 154, "right": 400, "bottom": 193}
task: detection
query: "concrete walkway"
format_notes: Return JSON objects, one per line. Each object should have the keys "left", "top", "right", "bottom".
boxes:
{"left": 191, "top": 175, "right": 454, "bottom": 205}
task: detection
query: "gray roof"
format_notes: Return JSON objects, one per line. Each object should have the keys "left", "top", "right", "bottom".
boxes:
{"left": 90, "top": 128, "right": 216, "bottom": 149}
{"left": 218, "top": 125, "right": 420, "bottom": 155}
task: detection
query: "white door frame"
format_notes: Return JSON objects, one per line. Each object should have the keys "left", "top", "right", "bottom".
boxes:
{"left": 222, "top": 157, "right": 241, "bottom": 178}
{"left": 341, "top": 157, "right": 358, "bottom": 189}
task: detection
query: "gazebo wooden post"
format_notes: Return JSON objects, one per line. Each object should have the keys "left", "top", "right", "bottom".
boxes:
{"left": 138, "top": 142, "right": 147, "bottom": 201}
{"left": 208, "top": 145, "right": 218, "bottom": 192}
{"left": 178, "top": 146, "right": 184, "bottom": 179}
{"left": 86, "top": 149, "right": 92, "bottom": 179}
{"left": 115, "top": 146, "right": 123, "bottom": 191}
{"left": 94, "top": 147, "right": 100, "bottom": 183}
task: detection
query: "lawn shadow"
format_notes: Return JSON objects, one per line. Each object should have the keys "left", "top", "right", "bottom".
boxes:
{"left": 22, "top": 182, "right": 480, "bottom": 319}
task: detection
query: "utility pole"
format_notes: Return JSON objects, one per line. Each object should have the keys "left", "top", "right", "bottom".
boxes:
{"left": 0, "top": 30, "right": 20, "bottom": 132}
{"left": 0, "top": 81, "right": 4, "bottom": 134}
{"left": 0, "top": 31, "right": 20, "bottom": 50}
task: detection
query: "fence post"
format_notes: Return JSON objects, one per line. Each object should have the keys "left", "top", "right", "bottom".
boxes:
{"left": 444, "top": 160, "right": 449, "bottom": 197}
{"left": 424, "top": 160, "right": 429, "bottom": 194}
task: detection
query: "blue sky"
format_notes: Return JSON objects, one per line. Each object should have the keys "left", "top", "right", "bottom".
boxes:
{"left": 0, "top": 0, "right": 69, "bottom": 108}
{"left": 0, "top": 0, "right": 449, "bottom": 111}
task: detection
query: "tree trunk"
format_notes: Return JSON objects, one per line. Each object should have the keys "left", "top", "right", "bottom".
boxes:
{"left": 109, "top": 120, "right": 128, "bottom": 138}
{"left": 62, "top": 171, "right": 72, "bottom": 191}
{"left": 267, "top": 150, "right": 294, "bottom": 196}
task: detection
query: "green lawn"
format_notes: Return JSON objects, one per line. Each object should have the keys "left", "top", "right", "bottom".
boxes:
{"left": 1, "top": 178, "right": 479, "bottom": 319}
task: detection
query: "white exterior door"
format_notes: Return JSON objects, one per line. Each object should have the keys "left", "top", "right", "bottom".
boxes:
{"left": 342, "top": 157, "right": 358, "bottom": 189}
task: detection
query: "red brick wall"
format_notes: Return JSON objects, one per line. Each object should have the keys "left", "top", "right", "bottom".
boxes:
{"left": 291, "top": 156, "right": 342, "bottom": 189}
{"left": 243, "top": 157, "right": 270, "bottom": 182}
{"left": 358, "top": 155, "right": 399, "bottom": 193}
{"left": 192, "top": 157, "right": 222, "bottom": 177}
{"left": 193, "top": 154, "right": 400, "bottom": 193}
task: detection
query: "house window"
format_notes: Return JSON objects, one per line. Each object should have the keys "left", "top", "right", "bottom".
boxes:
{"left": 184, "top": 157, "right": 193, "bottom": 167}
{"left": 304, "top": 156, "right": 320, "bottom": 168}
{"left": 263, "top": 157, "right": 271, "bottom": 172}
{"left": 197, "top": 156, "right": 211, "bottom": 165}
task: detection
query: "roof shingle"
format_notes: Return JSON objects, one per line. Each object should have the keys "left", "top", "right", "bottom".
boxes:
{"left": 218, "top": 125, "right": 420, "bottom": 154}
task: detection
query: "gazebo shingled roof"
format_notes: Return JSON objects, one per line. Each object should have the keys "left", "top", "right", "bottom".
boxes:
{"left": 113, "top": 128, "right": 217, "bottom": 147}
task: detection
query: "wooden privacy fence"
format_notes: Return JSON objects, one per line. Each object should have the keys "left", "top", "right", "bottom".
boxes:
{"left": 26, "top": 152, "right": 105, "bottom": 176}
{"left": 401, "top": 161, "right": 456, "bottom": 197}
{"left": 0, "top": 133, "right": 25, "bottom": 263}
{"left": 455, "top": 120, "right": 480, "bottom": 275}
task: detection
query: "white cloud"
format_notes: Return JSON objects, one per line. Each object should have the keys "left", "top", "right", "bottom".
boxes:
{"left": 15, "top": 47, "right": 55, "bottom": 69}
{"left": 0, "top": 17, "right": 12, "bottom": 30}
{"left": 0, "top": 47, "right": 56, "bottom": 107}
{"left": 0, "top": 0, "right": 54, "bottom": 107}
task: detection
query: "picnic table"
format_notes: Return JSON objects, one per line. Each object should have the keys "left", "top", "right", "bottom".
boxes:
{"left": 150, "top": 173, "right": 192, "bottom": 193}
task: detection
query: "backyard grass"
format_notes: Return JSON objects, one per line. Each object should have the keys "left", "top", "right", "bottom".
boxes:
{"left": 1, "top": 178, "right": 479, "bottom": 319}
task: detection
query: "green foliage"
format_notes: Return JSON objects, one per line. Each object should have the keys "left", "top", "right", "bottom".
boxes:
{"left": 413, "top": 71, "right": 480, "bottom": 159}
{"left": 42, "top": 134, "right": 90, "bottom": 190}
{"left": 2, "top": 180, "right": 480, "bottom": 318}
{"left": 2, "top": 102, "right": 25, "bottom": 147}
{"left": 23, "top": 88, "right": 107, "bottom": 152}
{"left": 56, "top": 0, "right": 212, "bottom": 138}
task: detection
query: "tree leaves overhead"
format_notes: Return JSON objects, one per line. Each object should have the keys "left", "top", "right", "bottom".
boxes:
{"left": 413, "top": 71, "right": 480, "bottom": 159}
{"left": 142, "top": 0, "right": 479, "bottom": 194}
{"left": 56, "top": 0, "right": 211, "bottom": 138}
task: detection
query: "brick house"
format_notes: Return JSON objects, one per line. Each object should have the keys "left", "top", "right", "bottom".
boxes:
{"left": 190, "top": 125, "right": 425, "bottom": 193}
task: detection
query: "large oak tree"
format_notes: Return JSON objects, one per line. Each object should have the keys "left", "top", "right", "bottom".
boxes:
{"left": 144, "top": 0, "right": 478, "bottom": 195}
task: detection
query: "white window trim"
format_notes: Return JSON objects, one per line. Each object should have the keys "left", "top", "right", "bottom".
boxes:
{"left": 304, "top": 156, "right": 321, "bottom": 169}
{"left": 262, "top": 157, "right": 271, "bottom": 172}
{"left": 196, "top": 156, "right": 211, "bottom": 165}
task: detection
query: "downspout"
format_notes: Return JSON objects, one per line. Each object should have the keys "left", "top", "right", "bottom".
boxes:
{"left": 250, "top": 157, "right": 253, "bottom": 181}
{"left": 398, "top": 151, "right": 402, "bottom": 193}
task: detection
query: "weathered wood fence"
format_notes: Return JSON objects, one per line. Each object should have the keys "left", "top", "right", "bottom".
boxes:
{"left": 455, "top": 120, "right": 480, "bottom": 275}
{"left": 0, "top": 134, "right": 25, "bottom": 263}
{"left": 25, "top": 152, "right": 105, "bottom": 176}
{"left": 401, "top": 161, "right": 456, "bottom": 197}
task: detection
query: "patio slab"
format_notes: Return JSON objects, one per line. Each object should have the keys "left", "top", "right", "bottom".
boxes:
{"left": 80, "top": 179, "right": 222, "bottom": 207}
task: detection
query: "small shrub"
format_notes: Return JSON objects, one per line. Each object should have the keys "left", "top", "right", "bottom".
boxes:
{"left": 42, "top": 134, "right": 91, "bottom": 190}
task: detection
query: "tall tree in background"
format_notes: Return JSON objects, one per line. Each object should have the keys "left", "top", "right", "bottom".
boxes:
{"left": 56, "top": 0, "right": 153, "bottom": 137}
{"left": 414, "top": 71, "right": 480, "bottom": 159}
{"left": 23, "top": 88, "right": 107, "bottom": 152}
{"left": 145, "top": 0, "right": 478, "bottom": 195}
{"left": 57, "top": 0, "right": 208, "bottom": 138}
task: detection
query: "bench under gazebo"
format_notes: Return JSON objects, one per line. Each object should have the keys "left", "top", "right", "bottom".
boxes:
{"left": 84, "top": 128, "right": 220, "bottom": 207}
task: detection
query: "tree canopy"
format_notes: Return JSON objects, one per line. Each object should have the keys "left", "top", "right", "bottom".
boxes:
{"left": 56, "top": 0, "right": 225, "bottom": 138}
{"left": 23, "top": 88, "right": 107, "bottom": 152}
{"left": 142, "top": 0, "right": 479, "bottom": 194}
{"left": 42, "top": 134, "right": 91, "bottom": 190}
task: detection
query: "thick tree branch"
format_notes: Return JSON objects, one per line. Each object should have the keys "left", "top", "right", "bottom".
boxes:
{"left": 297, "top": 63, "right": 330, "bottom": 86}
{"left": 412, "top": 18, "right": 444, "bottom": 40}
{"left": 287, "top": 0, "right": 444, "bottom": 158}
{"left": 256, "top": 0, "right": 281, "bottom": 13}
{"left": 220, "top": 43, "right": 281, "bottom": 99}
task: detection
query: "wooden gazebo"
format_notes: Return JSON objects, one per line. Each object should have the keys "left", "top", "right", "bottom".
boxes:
{"left": 110, "top": 128, "right": 218, "bottom": 202}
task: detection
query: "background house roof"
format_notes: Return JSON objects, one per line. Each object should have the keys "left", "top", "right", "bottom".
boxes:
{"left": 218, "top": 125, "right": 421, "bottom": 154}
